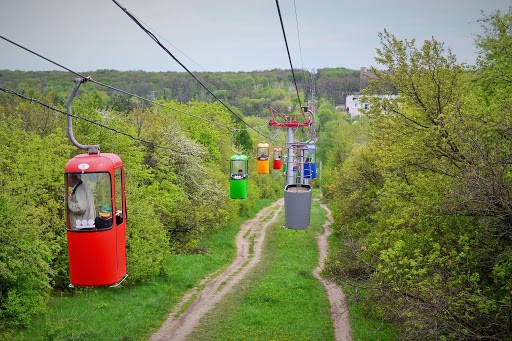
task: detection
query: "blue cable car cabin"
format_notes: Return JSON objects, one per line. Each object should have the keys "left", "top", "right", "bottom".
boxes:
{"left": 230, "top": 153, "right": 248, "bottom": 199}
{"left": 305, "top": 144, "right": 317, "bottom": 179}
{"left": 303, "top": 159, "right": 312, "bottom": 182}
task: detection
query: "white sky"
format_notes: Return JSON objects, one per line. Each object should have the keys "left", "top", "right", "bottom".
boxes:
{"left": 0, "top": 0, "right": 510, "bottom": 72}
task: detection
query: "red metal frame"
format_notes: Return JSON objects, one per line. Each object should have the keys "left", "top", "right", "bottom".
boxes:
{"left": 267, "top": 106, "right": 311, "bottom": 128}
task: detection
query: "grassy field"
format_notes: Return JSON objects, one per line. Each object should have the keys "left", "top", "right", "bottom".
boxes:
{"left": 16, "top": 199, "right": 276, "bottom": 341}
{"left": 189, "top": 198, "right": 335, "bottom": 341}
{"left": 17, "top": 194, "right": 398, "bottom": 340}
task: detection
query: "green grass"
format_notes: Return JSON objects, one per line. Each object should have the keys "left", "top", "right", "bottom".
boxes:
{"left": 16, "top": 195, "right": 399, "bottom": 340}
{"left": 189, "top": 197, "right": 335, "bottom": 341}
{"left": 16, "top": 198, "right": 277, "bottom": 341}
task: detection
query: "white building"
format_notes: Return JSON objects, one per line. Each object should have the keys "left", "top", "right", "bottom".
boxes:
{"left": 345, "top": 94, "right": 397, "bottom": 116}
{"left": 345, "top": 95, "right": 369, "bottom": 116}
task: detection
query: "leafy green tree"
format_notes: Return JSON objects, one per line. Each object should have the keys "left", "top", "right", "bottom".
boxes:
{"left": 315, "top": 68, "right": 360, "bottom": 105}
{"left": 0, "top": 195, "right": 52, "bottom": 331}
{"left": 324, "top": 10, "right": 512, "bottom": 338}
{"left": 0, "top": 112, "right": 73, "bottom": 331}
{"left": 125, "top": 187, "right": 171, "bottom": 282}
{"left": 107, "top": 92, "right": 134, "bottom": 113}
{"left": 475, "top": 6, "right": 512, "bottom": 88}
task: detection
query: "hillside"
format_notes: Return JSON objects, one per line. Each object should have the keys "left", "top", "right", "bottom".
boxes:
{"left": 0, "top": 67, "right": 360, "bottom": 113}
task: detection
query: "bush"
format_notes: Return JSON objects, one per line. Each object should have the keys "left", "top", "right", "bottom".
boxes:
{"left": 0, "top": 197, "right": 52, "bottom": 331}
{"left": 125, "top": 191, "right": 171, "bottom": 283}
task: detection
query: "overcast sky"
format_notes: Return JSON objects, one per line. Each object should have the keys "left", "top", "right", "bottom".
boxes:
{"left": 0, "top": 0, "right": 509, "bottom": 73}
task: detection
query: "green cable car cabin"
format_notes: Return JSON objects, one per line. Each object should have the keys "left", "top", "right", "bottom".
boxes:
{"left": 230, "top": 153, "right": 248, "bottom": 199}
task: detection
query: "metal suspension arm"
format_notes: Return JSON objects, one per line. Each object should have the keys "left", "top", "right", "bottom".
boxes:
{"left": 67, "top": 77, "right": 100, "bottom": 154}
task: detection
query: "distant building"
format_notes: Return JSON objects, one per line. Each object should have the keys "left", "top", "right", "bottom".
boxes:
{"left": 359, "top": 67, "right": 375, "bottom": 91}
{"left": 345, "top": 95, "right": 369, "bottom": 115}
{"left": 345, "top": 94, "right": 397, "bottom": 116}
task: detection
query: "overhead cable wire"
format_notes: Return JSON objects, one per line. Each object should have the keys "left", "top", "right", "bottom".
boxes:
{"left": 0, "top": 85, "right": 203, "bottom": 157}
{"left": 0, "top": 35, "right": 234, "bottom": 131}
{"left": 0, "top": 35, "right": 85, "bottom": 79}
{"left": 131, "top": 13, "right": 208, "bottom": 72}
{"left": 111, "top": 0, "right": 272, "bottom": 141}
{"left": 274, "top": 0, "right": 304, "bottom": 115}
{"left": 293, "top": 0, "right": 311, "bottom": 105}
{"left": 293, "top": 0, "right": 305, "bottom": 73}
{"left": 237, "top": 124, "right": 269, "bottom": 131}
{"left": 89, "top": 81, "right": 234, "bottom": 131}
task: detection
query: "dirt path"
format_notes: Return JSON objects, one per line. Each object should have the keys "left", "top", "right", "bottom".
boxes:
{"left": 151, "top": 198, "right": 351, "bottom": 341}
{"left": 314, "top": 202, "right": 352, "bottom": 341}
{"left": 151, "top": 199, "right": 284, "bottom": 341}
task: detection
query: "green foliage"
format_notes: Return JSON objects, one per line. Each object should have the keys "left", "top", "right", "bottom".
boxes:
{"left": 0, "top": 71, "right": 288, "bottom": 335}
{"left": 0, "top": 68, "right": 358, "bottom": 114}
{"left": 315, "top": 68, "right": 360, "bottom": 105}
{"left": 125, "top": 188, "right": 171, "bottom": 283}
{"left": 475, "top": 6, "right": 512, "bottom": 91}
{"left": 107, "top": 92, "right": 134, "bottom": 113}
{"left": 234, "top": 129, "right": 253, "bottom": 152}
{"left": 0, "top": 115, "right": 73, "bottom": 331}
{"left": 0, "top": 195, "right": 52, "bottom": 331}
{"left": 323, "top": 8, "right": 512, "bottom": 340}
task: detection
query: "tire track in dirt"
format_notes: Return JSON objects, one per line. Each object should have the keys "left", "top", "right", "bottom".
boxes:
{"left": 314, "top": 201, "right": 352, "bottom": 341}
{"left": 151, "top": 199, "right": 284, "bottom": 341}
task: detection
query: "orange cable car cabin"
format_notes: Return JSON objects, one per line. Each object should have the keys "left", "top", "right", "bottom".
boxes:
{"left": 256, "top": 142, "right": 270, "bottom": 174}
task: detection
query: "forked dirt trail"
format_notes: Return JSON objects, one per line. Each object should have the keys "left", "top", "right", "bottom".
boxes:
{"left": 151, "top": 199, "right": 284, "bottom": 341}
{"left": 315, "top": 202, "right": 352, "bottom": 341}
{"left": 151, "top": 198, "right": 351, "bottom": 341}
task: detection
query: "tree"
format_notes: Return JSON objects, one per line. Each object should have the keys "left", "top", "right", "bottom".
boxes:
{"left": 107, "top": 92, "right": 134, "bottom": 113}
{"left": 475, "top": 6, "right": 512, "bottom": 87}
{"left": 0, "top": 117, "right": 73, "bottom": 330}
{"left": 325, "top": 17, "right": 512, "bottom": 339}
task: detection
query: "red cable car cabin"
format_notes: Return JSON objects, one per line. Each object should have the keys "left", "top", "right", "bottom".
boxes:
{"left": 65, "top": 153, "right": 127, "bottom": 287}
{"left": 273, "top": 147, "right": 283, "bottom": 170}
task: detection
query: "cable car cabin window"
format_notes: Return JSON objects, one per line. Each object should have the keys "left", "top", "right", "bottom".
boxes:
{"left": 114, "top": 167, "right": 124, "bottom": 225}
{"left": 257, "top": 147, "right": 269, "bottom": 160}
{"left": 230, "top": 160, "right": 247, "bottom": 180}
{"left": 66, "top": 172, "right": 113, "bottom": 231}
